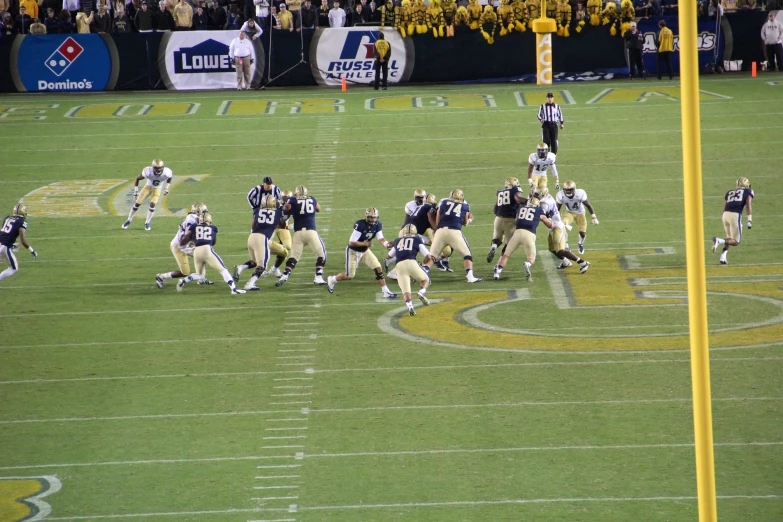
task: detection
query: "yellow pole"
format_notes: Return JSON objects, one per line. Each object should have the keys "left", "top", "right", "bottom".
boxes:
{"left": 532, "top": 0, "right": 557, "bottom": 85}
{"left": 678, "top": 1, "right": 718, "bottom": 521}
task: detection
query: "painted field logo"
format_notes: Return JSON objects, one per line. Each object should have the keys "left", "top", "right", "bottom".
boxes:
{"left": 173, "top": 39, "right": 233, "bottom": 74}
{"left": 44, "top": 37, "right": 83, "bottom": 76}
{"left": 0, "top": 476, "right": 62, "bottom": 521}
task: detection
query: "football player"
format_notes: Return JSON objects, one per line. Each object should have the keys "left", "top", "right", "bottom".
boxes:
{"left": 386, "top": 193, "right": 447, "bottom": 280}
{"left": 122, "top": 159, "right": 173, "bottom": 231}
{"left": 527, "top": 143, "right": 559, "bottom": 192}
{"left": 424, "top": 189, "right": 483, "bottom": 283}
{"left": 0, "top": 204, "right": 38, "bottom": 285}
{"left": 388, "top": 224, "right": 432, "bottom": 316}
{"left": 487, "top": 177, "right": 523, "bottom": 263}
{"left": 248, "top": 176, "right": 282, "bottom": 210}
{"left": 556, "top": 180, "right": 599, "bottom": 255}
{"left": 156, "top": 202, "right": 212, "bottom": 288}
{"left": 536, "top": 188, "right": 590, "bottom": 273}
{"left": 403, "top": 189, "right": 427, "bottom": 225}
{"left": 275, "top": 186, "right": 328, "bottom": 287}
{"left": 712, "top": 177, "right": 754, "bottom": 265}
{"left": 327, "top": 208, "right": 397, "bottom": 298}
{"left": 266, "top": 189, "right": 294, "bottom": 277}
{"left": 177, "top": 213, "right": 246, "bottom": 294}
{"left": 494, "top": 197, "right": 553, "bottom": 282}
{"left": 234, "top": 195, "right": 287, "bottom": 291}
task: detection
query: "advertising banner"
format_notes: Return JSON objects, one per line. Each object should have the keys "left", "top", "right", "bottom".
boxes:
{"left": 159, "top": 31, "right": 265, "bottom": 90}
{"left": 637, "top": 17, "right": 724, "bottom": 74}
{"left": 10, "top": 34, "right": 118, "bottom": 92}
{"left": 309, "top": 27, "right": 414, "bottom": 87}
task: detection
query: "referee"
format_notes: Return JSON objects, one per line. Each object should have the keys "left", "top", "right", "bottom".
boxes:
{"left": 537, "top": 92, "right": 564, "bottom": 155}
{"left": 247, "top": 176, "right": 282, "bottom": 209}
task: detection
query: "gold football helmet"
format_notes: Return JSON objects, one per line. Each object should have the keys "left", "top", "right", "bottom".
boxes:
{"left": 199, "top": 213, "right": 213, "bottom": 225}
{"left": 449, "top": 189, "right": 465, "bottom": 203}
{"left": 528, "top": 198, "right": 540, "bottom": 207}
{"left": 563, "top": 180, "right": 576, "bottom": 197}
{"left": 294, "top": 185, "right": 308, "bottom": 199}
{"left": 261, "top": 194, "right": 278, "bottom": 209}
{"left": 365, "top": 207, "right": 379, "bottom": 223}
{"left": 12, "top": 203, "right": 27, "bottom": 217}
{"left": 534, "top": 187, "right": 549, "bottom": 200}
{"left": 414, "top": 189, "right": 427, "bottom": 203}
{"left": 736, "top": 177, "right": 751, "bottom": 189}
{"left": 505, "top": 177, "right": 520, "bottom": 189}
{"left": 426, "top": 193, "right": 437, "bottom": 206}
{"left": 279, "top": 190, "right": 293, "bottom": 208}
{"left": 536, "top": 143, "right": 549, "bottom": 159}
{"left": 152, "top": 158, "right": 165, "bottom": 174}
{"left": 402, "top": 224, "right": 418, "bottom": 237}
{"left": 191, "top": 202, "right": 208, "bottom": 214}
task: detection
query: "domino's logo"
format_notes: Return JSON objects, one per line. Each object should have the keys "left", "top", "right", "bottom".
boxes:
{"left": 44, "top": 37, "right": 84, "bottom": 77}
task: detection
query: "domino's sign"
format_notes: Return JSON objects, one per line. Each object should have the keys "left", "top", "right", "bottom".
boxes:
{"left": 310, "top": 27, "right": 414, "bottom": 86}
{"left": 10, "top": 34, "right": 118, "bottom": 92}
{"left": 160, "top": 31, "right": 265, "bottom": 90}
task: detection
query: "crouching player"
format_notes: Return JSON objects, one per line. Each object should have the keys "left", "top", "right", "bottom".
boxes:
{"left": 327, "top": 207, "right": 397, "bottom": 298}
{"left": 389, "top": 224, "right": 432, "bottom": 316}
{"left": 234, "top": 195, "right": 286, "bottom": 291}
{"left": 494, "top": 197, "right": 554, "bottom": 282}
{"left": 157, "top": 202, "right": 211, "bottom": 288}
{"left": 177, "top": 213, "right": 246, "bottom": 294}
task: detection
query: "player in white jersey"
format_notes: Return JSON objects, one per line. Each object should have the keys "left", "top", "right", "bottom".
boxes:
{"left": 403, "top": 189, "right": 427, "bottom": 225}
{"left": 155, "top": 203, "right": 213, "bottom": 288}
{"left": 122, "top": 159, "right": 174, "bottom": 231}
{"left": 536, "top": 188, "right": 590, "bottom": 273}
{"left": 527, "top": 143, "right": 559, "bottom": 192}
{"left": 556, "top": 180, "right": 599, "bottom": 255}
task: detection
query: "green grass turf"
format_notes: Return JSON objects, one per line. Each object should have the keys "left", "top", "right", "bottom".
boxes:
{"left": 0, "top": 75, "right": 782, "bottom": 521}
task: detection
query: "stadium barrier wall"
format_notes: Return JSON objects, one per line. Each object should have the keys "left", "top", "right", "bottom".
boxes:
{"left": 0, "top": 13, "right": 765, "bottom": 93}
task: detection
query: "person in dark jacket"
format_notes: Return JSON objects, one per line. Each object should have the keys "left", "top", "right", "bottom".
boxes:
{"left": 114, "top": 5, "right": 131, "bottom": 31}
{"left": 193, "top": 5, "right": 208, "bottom": 27}
{"left": 318, "top": 0, "right": 329, "bottom": 26}
{"left": 44, "top": 7, "right": 60, "bottom": 32}
{"left": 297, "top": 0, "right": 317, "bottom": 29}
{"left": 225, "top": 3, "right": 241, "bottom": 28}
{"left": 91, "top": 5, "right": 111, "bottom": 31}
{"left": 209, "top": 0, "right": 227, "bottom": 28}
{"left": 15, "top": 6, "right": 32, "bottom": 33}
{"left": 155, "top": 0, "right": 175, "bottom": 29}
{"left": 134, "top": 1, "right": 154, "bottom": 30}
{"left": 623, "top": 21, "right": 646, "bottom": 79}
{"left": 368, "top": 0, "right": 380, "bottom": 22}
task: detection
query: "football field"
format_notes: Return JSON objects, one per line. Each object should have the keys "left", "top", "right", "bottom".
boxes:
{"left": 1, "top": 76, "right": 782, "bottom": 521}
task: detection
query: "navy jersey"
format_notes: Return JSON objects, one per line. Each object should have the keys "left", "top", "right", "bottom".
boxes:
{"left": 724, "top": 188, "right": 754, "bottom": 213}
{"left": 253, "top": 207, "right": 283, "bottom": 239}
{"left": 515, "top": 205, "right": 544, "bottom": 232}
{"left": 407, "top": 203, "right": 435, "bottom": 235}
{"left": 495, "top": 186, "right": 521, "bottom": 218}
{"left": 289, "top": 197, "right": 318, "bottom": 231}
{"left": 189, "top": 223, "right": 218, "bottom": 247}
{"left": 350, "top": 219, "right": 383, "bottom": 253}
{"left": 437, "top": 199, "right": 469, "bottom": 230}
{"left": 0, "top": 215, "right": 28, "bottom": 247}
{"left": 393, "top": 235, "right": 425, "bottom": 262}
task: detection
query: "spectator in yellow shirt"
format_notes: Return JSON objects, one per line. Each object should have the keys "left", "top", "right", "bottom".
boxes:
{"left": 174, "top": 0, "right": 193, "bottom": 29}
{"left": 76, "top": 7, "right": 94, "bottom": 33}
{"left": 19, "top": 0, "right": 38, "bottom": 20}
{"left": 279, "top": 3, "right": 294, "bottom": 31}
{"left": 656, "top": 19, "right": 674, "bottom": 80}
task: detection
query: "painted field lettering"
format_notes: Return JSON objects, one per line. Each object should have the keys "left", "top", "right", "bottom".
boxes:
{"left": 0, "top": 105, "right": 59, "bottom": 120}
{"left": 218, "top": 99, "right": 346, "bottom": 115}
{"left": 514, "top": 91, "right": 576, "bottom": 106}
{"left": 64, "top": 103, "right": 200, "bottom": 118}
{"left": 586, "top": 88, "right": 731, "bottom": 104}
{"left": 366, "top": 94, "right": 496, "bottom": 110}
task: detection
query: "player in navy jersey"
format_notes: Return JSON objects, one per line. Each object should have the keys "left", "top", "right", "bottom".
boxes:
{"left": 0, "top": 204, "right": 38, "bottom": 285}
{"left": 276, "top": 186, "right": 328, "bottom": 287}
{"left": 487, "top": 177, "right": 524, "bottom": 263}
{"left": 494, "top": 198, "right": 554, "bottom": 282}
{"left": 385, "top": 194, "right": 447, "bottom": 280}
{"left": 234, "top": 195, "right": 286, "bottom": 290}
{"left": 388, "top": 224, "right": 432, "bottom": 316}
{"left": 266, "top": 189, "right": 294, "bottom": 278}
{"left": 424, "top": 189, "right": 483, "bottom": 283}
{"left": 177, "top": 213, "right": 245, "bottom": 294}
{"left": 327, "top": 208, "right": 397, "bottom": 298}
{"left": 712, "top": 177, "right": 754, "bottom": 265}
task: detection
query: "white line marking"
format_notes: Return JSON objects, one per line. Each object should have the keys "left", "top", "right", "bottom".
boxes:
{"left": 273, "top": 378, "right": 313, "bottom": 382}
{"left": 262, "top": 436, "right": 308, "bottom": 440}
{"left": 273, "top": 386, "right": 313, "bottom": 389}
{"left": 253, "top": 486, "right": 299, "bottom": 490}
{"left": 266, "top": 418, "right": 309, "bottom": 422}
{"left": 275, "top": 356, "right": 315, "bottom": 360}
{"left": 255, "top": 475, "right": 301, "bottom": 479}
{"left": 275, "top": 363, "right": 312, "bottom": 367}
{"left": 270, "top": 394, "right": 313, "bottom": 397}
{"left": 47, "top": 509, "right": 270, "bottom": 520}
{"left": 0, "top": 455, "right": 298, "bottom": 470}
{"left": 259, "top": 446, "right": 305, "bottom": 450}
{"left": 264, "top": 427, "right": 308, "bottom": 431}
{"left": 256, "top": 465, "right": 301, "bottom": 469}
{"left": 0, "top": 409, "right": 300, "bottom": 424}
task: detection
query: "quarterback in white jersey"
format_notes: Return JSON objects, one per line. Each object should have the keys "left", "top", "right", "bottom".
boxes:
{"left": 556, "top": 180, "right": 599, "bottom": 255}
{"left": 527, "top": 143, "right": 560, "bottom": 191}
{"left": 156, "top": 203, "right": 211, "bottom": 288}
{"left": 122, "top": 159, "right": 174, "bottom": 231}
{"left": 534, "top": 188, "right": 590, "bottom": 273}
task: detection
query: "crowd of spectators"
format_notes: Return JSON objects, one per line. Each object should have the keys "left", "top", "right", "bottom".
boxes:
{"left": 0, "top": 0, "right": 774, "bottom": 37}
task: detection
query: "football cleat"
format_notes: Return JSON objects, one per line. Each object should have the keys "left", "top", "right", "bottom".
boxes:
{"left": 557, "top": 260, "right": 571, "bottom": 269}
{"left": 382, "top": 290, "right": 398, "bottom": 299}
{"left": 313, "top": 275, "right": 327, "bottom": 285}
{"left": 270, "top": 267, "right": 283, "bottom": 278}
{"left": 579, "top": 261, "right": 591, "bottom": 274}
{"left": 408, "top": 307, "right": 417, "bottom": 316}
{"left": 486, "top": 249, "right": 496, "bottom": 263}
{"left": 467, "top": 276, "right": 484, "bottom": 283}
{"left": 122, "top": 220, "right": 131, "bottom": 229}
{"left": 493, "top": 268, "right": 500, "bottom": 280}
{"left": 233, "top": 265, "right": 241, "bottom": 282}
{"left": 231, "top": 288, "right": 247, "bottom": 295}
{"left": 434, "top": 259, "right": 448, "bottom": 271}
{"left": 275, "top": 274, "right": 288, "bottom": 287}
{"left": 711, "top": 237, "right": 719, "bottom": 254}
{"left": 387, "top": 268, "right": 398, "bottom": 280}
{"left": 177, "top": 278, "right": 186, "bottom": 292}
{"left": 144, "top": 222, "right": 151, "bottom": 231}
{"left": 417, "top": 292, "right": 430, "bottom": 306}
{"left": 720, "top": 259, "right": 728, "bottom": 265}
{"left": 197, "top": 280, "right": 215, "bottom": 285}
{"left": 327, "top": 275, "right": 336, "bottom": 293}
{"left": 578, "top": 243, "right": 585, "bottom": 255}
{"left": 156, "top": 275, "right": 165, "bottom": 289}
{"left": 523, "top": 262, "right": 532, "bottom": 281}
{"left": 441, "top": 259, "right": 453, "bottom": 272}
{"left": 244, "top": 284, "right": 261, "bottom": 291}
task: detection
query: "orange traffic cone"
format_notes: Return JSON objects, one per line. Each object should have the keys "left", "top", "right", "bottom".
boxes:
{"left": 341, "top": 77, "right": 347, "bottom": 92}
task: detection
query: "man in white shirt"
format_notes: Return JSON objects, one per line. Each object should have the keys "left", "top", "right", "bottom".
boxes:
{"left": 328, "top": 0, "right": 345, "bottom": 27}
{"left": 761, "top": 12, "right": 783, "bottom": 72}
{"left": 240, "top": 17, "right": 263, "bottom": 39}
{"left": 228, "top": 30, "right": 254, "bottom": 90}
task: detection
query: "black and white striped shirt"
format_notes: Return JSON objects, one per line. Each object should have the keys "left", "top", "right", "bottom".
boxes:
{"left": 538, "top": 103, "right": 564, "bottom": 124}
{"left": 247, "top": 184, "right": 282, "bottom": 209}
